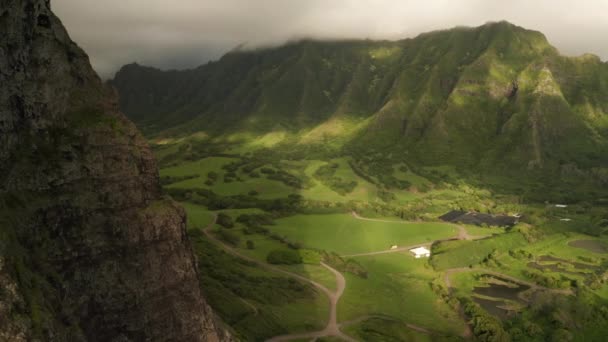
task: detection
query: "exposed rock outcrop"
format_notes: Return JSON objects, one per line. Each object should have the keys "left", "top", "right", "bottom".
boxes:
{"left": 0, "top": 1, "right": 228, "bottom": 340}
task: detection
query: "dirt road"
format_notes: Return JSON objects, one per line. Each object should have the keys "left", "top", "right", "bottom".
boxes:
{"left": 201, "top": 216, "right": 356, "bottom": 342}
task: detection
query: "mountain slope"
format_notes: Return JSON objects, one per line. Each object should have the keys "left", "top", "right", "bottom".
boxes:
{"left": 112, "top": 21, "right": 608, "bottom": 184}
{"left": 0, "top": 1, "right": 228, "bottom": 340}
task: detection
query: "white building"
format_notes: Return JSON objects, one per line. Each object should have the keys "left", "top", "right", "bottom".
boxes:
{"left": 390, "top": 245, "right": 398, "bottom": 250}
{"left": 410, "top": 246, "right": 431, "bottom": 259}
{"left": 555, "top": 204, "right": 568, "bottom": 208}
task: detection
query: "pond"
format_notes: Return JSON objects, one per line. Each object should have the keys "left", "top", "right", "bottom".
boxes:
{"left": 472, "top": 297, "right": 512, "bottom": 320}
{"left": 527, "top": 262, "right": 584, "bottom": 276}
{"left": 538, "top": 255, "right": 598, "bottom": 271}
{"left": 472, "top": 276, "right": 529, "bottom": 302}
{"left": 568, "top": 240, "right": 608, "bottom": 254}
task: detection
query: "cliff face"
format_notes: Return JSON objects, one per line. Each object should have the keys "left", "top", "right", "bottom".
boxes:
{"left": 0, "top": 1, "right": 227, "bottom": 340}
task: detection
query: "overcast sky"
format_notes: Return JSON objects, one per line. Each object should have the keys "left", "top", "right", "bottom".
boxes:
{"left": 53, "top": 0, "right": 608, "bottom": 79}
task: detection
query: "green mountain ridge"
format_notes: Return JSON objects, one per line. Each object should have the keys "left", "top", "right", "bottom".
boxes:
{"left": 111, "top": 21, "right": 608, "bottom": 196}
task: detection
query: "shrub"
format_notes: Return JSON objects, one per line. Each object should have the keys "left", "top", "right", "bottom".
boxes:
{"left": 217, "top": 229, "right": 240, "bottom": 246}
{"left": 207, "top": 171, "right": 219, "bottom": 181}
{"left": 217, "top": 213, "right": 234, "bottom": 228}
{"left": 266, "top": 250, "right": 302, "bottom": 265}
{"left": 246, "top": 240, "right": 255, "bottom": 249}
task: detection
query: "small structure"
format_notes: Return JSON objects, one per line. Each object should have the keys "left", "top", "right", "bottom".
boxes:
{"left": 560, "top": 218, "right": 572, "bottom": 222}
{"left": 555, "top": 204, "right": 568, "bottom": 208}
{"left": 390, "top": 245, "right": 398, "bottom": 250}
{"left": 410, "top": 246, "right": 431, "bottom": 259}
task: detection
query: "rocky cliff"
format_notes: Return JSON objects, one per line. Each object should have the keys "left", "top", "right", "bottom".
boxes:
{"left": 0, "top": 0, "right": 228, "bottom": 340}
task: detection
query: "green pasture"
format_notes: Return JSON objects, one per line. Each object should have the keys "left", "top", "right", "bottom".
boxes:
{"left": 266, "top": 213, "right": 458, "bottom": 255}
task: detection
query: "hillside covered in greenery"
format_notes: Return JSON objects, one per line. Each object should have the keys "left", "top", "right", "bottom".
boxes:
{"left": 112, "top": 21, "right": 608, "bottom": 201}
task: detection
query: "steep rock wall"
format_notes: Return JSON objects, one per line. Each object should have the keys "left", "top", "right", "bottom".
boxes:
{"left": 0, "top": 1, "right": 228, "bottom": 340}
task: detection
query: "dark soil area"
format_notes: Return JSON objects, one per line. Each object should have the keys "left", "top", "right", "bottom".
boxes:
{"left": 439, "top": 210, "right": 518, "bottom": 227}
{"left": 568, "top": 240, "right": 608, "bottom": 254}
{"left": 538, "top": 255, "right": 599, "bottom": 271}
{"left": 473, "top": 277, "right": 529, "bottom": 302}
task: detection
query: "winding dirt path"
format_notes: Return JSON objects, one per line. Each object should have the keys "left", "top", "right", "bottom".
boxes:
{"left": 205, "top": 212, "right": 559, "bottom": 340}
{"left": 201, "top": 215, "right": 356, "bottom": 342}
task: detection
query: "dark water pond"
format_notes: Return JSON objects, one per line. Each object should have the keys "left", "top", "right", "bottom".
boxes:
{"left": 527, "top": 262, "right": 583, "bottom": 276}
{"left": 473, "top": 297, "right": 512, "bottom": 320}
{"left": 473, "top": 277, "right": 529, "bottom": 302}
{"left": 538, "top": 255, "right": 598, "bottom": 271}
{"left": 568, "top": 240, "right": 608, "bottom": 254}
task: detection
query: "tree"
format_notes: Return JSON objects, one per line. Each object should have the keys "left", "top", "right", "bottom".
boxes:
{"left": 267, "top": 250, "right": 302, "bottom": 265}
{"left": 246, "top": 240, "right": 255, "bottom": 249}
{"left": 217, "top": 213, "right": 234, "bottom": 228}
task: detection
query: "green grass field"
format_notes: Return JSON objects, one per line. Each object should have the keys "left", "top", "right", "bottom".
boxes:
{"left": 266, "top": 213, "right": 458, "bottom": 255}
{"left": 338, "top": 253, "right": 466, "bottom": 335}
{"left": 431, "top": 231, "right": 527, "bottom": 270}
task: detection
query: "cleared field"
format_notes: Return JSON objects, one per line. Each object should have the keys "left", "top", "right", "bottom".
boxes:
{"left": 431, "top": 231, "right": 527, "bottom": 270}
{"left": 266, "top": 213, "right": 457, "bottom": 255}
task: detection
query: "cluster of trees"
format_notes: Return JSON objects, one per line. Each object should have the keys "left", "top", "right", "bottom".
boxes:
{"left": 166, "top": 187, "right": 303, "bottom": 214}
{"left": 508, "top": 249, "right": 533, "bottom": 260}
{"left": 217, "top": 213, "right": 234, "bottom": 228}
{"left": 313, "top": 163, "right": 357, "bottom": 195}
{"left": 159, "top": 174, "right": 199, "bottom": 186}
{"left": 521, "top": 269, "right": 573, "bottom": 289}
{"left": 461, "top": 297, "right": 509, "bottom": 341}
{"left": 217, "top": 229, "right": 240, "bottom": 246}
{"left": 377, "top": 189, "right": 396, "bottom": 203}
{"left": 157, "top": 141, "right": 233, "bottom": 168}
{"left": 266, "top": 249, "right": 303, "bottom": 265}
{"left": 266, "top": 169, "right": 303, "bottom": 188}
{"left": 236, "top": 213, "right": 301, "bottom": 249}
{"left": 206, "top": 171, "right": 219, "bottom": 186}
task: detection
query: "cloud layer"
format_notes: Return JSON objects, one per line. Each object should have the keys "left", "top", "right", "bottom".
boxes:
{"left": 52, "top": 0, "right": 608, "bottom": 79}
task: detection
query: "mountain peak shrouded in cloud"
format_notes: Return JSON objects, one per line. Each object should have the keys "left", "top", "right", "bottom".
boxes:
{"left": 53, "top": 0, "right": 608, "bottom": 78}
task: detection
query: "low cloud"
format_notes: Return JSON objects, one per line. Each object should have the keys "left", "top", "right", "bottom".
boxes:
{"left": 52, "top": 0, "right": 608, "bottom": 79}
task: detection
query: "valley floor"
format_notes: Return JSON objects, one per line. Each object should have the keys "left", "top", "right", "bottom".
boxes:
{"left": 158, "top": 145, "right": 608, "bottom": 341}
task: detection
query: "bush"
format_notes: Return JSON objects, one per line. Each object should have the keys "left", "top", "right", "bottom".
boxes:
{"left": 207, "top": 171, "right": 219, "bottom": 181}
{"left": 266, "top": 250, "right": 302, "bottom": 265}
{"left": 217, "top": 229, "right": 240, "bottom": 246}
{"left": 314, "top": 163, "right": 357, "bottom": 195}
{"left": 237, "top": 214, "right": 275, "bottom": 227}
{"left": 246, "top": 240, "right": 255, "bottom": 249}
{"left": 217, "top": 213, "right": 234, "bottom": 228}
